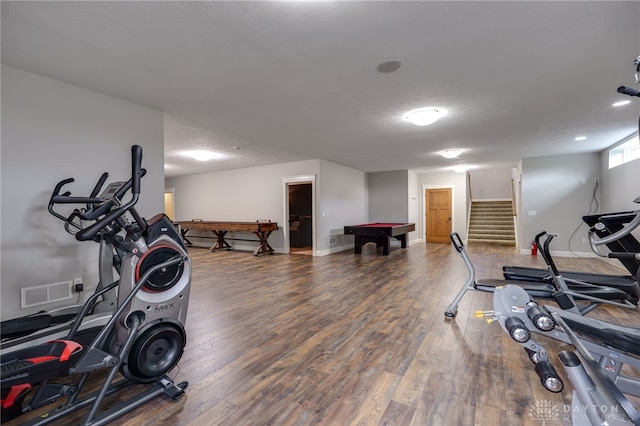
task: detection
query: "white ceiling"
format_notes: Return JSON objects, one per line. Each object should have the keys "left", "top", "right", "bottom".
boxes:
{"left": 2, "top": 1, "right": 640, "bottom": 177}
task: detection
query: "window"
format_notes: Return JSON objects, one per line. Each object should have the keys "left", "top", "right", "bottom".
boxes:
{"left": 608, "top": 133, "right": 640, "bottom": 169}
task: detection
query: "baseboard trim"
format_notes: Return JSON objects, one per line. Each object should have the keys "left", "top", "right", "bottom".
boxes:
{"left": 518, "top": 249, "right": 600, "bottom": 258}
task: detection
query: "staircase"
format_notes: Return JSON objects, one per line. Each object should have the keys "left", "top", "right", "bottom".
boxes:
{"left": 468, "top": 200, "right": 516, "bottom": 246}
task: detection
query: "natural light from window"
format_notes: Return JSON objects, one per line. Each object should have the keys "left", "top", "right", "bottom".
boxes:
{"left": 608, "top": 133, "right": 640, "bottom": 169}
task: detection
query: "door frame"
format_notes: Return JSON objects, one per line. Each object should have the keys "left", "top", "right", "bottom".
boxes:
{"left": 164, "top": 187, "right": 176, "bottom": 221}
{"left": 421, "top": 185, "right": 455, "bottom": 243}
{"left": 283, "top": 175, "right": 317, "bottom": 255}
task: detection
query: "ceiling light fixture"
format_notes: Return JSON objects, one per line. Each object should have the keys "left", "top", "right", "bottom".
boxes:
{"left": 440, "top": 149, "right": 462, "bottom": 159}
{"left": 404, "top": 107, "right": 447, "bottom": 126}
{"left": 451, "top": 165, "right": 469, "bottom": 173}
{"left": 575, "top": 136, "right": 587, "bottom": 141}
{"left": 612, "top": 100, "right": 632, "bottom": 107}
{"left": 183, "top": 150, "right": 221, "bottom": 161}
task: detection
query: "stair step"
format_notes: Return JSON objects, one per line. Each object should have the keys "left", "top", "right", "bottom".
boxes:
{"left": 467, "top": 238, "right": 516, "bottom": 246}
{"left": 469, "top": 201, "right": 516, "bottom": 244}
{"left": 470, "top": 211, "right": 513, "bottom": 216}
{"left": 471, "top": 202, "right": 512, "bottom": 207}
{"left": 469, "top": 220, "right": 513, "bottom": 225}
{"left": 469, "top": 218, "right": 513, "bottom": 223}
{"left": 469, "top": 224, "right": 515, "bottom": 232}
{"left": 471, "top": 205, "right": 513, "bottom": 209}
{"left": 468, "top": 234, "right": 516, "bottom": 240}
{"left": 469, "top": 217, "right": 513, "bottom": 225}
{"left": 469, "top": 231, "right": 514, "bottom": 236}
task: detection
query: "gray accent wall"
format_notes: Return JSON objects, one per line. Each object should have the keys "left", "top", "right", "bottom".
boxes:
{"left": 1, "top": 66, "right": 165, "bottom": 320}
{"left": 366, "top": 170, "right": 420, "bottom": 244}
{"left": 367, "top": 171, "right": 409, "bottom": 222}
{"left": 520, "top": 153, "right": 601, "bottom": 255}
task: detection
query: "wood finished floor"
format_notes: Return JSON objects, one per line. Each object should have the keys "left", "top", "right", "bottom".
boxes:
{"left": 10, "top": 242, "right": 640, "bottom": 426}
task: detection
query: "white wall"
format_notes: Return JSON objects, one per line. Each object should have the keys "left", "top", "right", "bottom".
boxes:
{"left": 600, "top": 151, "right": 640, "bottom": 244}
{"left": 469, "top": 168, "right": 513, "bottom": 199}
{"left": 317, "top": 160, "right": 367, "bottom": 253}
{"left": 165, "top": 159, "right": 367, "bottom": 255}
{"left": 520, "top": 153, "right": 601, "bottom": 255}
{"left": 1, "top": 66, "right": 165, "bottom": 320}
{"left": 417, "top": 170, "right": 468, "bottom": 240}
{"left": 408, "top": 170, "right": 421, "bottom": 243}
{"left": 600, "top": 155, "right": 640, "bottom": 212}
{"left": 165, "top": 160, "right": 319, "bottom": 251}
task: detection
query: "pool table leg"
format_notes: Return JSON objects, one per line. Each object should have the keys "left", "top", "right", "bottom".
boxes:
{"left": 398, "top": 234, "right": 408, "bottom": 248}
{"left": 382, "top": 237, "right": 390, "bottom": 255}
{"left": 354, "top": 236, "right": 363, "bottom": 254}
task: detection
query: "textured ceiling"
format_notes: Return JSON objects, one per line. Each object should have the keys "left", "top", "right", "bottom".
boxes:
{"left": 2, "top": 1, "right": 640, "bottom": 177}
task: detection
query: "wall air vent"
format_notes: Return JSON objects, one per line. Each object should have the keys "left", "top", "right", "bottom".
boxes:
{"left": 21, "top": 281, "right": 73, "bottom": 308}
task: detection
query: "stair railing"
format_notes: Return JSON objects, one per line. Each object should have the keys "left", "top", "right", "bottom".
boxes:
{"left": 510, "top": 178, "right": 517, "bottom": 217}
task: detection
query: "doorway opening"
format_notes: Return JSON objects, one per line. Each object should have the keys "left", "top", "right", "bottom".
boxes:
{"left": 164, "top": 189, "right": 175, "bottom": 221}
{"left": 287, "top": 183, "right": 313, "bottom": 254}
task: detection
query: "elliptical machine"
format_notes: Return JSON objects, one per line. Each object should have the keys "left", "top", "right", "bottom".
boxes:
{"left": 1, "top": 145, "right": 191, "bottom": 425}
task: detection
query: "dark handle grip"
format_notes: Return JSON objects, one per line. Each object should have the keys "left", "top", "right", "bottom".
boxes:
{"left": 49, "top": 178, "right": 75, "bottom": 204}
{"left": 131, "top": 145, "right": 143, "bottom": 195}
{"left": 608, "top": 252, "right": 639, "bottom": 259}
{"left": 617, "top": 86, "right": 640, "bottom": 97}
{"left": 534, "top": 231, "right": 547, "bottom": 246}
{"left": 449, "top": 232, "right": 464, "bottom": 252}
{"left": 75, "top": 207, "right": 126, "bottom": 241}
{"left": 89, "top": 173, "right": 109, "bottom": 198}
{"left": 51, "top": 195, "right": 104, "bottom": 204}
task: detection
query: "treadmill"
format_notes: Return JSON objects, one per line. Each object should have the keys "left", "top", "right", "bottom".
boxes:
{"left": 503, "top": 205, "right": 640, "bottom": 301}
{"left": 444, "top": 232, "right": 635, "bottom": 319}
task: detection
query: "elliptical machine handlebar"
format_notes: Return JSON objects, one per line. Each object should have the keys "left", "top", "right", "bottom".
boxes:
{"left": 617, "top": 86, "right": 640, "bottom": 97}
{"left": 588, "top": 207, "right": 640, "bottom": 257}
{"left": 89, "top": 172, "right": 110, "bottom": 198}
{"left": 449, "top": 232, "right": 464, "bottom": 253}
{"left": 76, "top": 145, "right": 145, "bottom": 241}
{"left": 607, "top": 252, "right": 640, "bottom": 261}
{"left": 131, "top": 144, "right": 143, "bottom": 195}
{"left": 534, "top": 231, "right": 562, "bottom": 276}
{"left": 48, "top": 145, "right": 148, "bottom": 241}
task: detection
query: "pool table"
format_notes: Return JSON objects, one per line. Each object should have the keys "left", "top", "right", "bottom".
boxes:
{"left": 344, "top": 222, "right": 415, "bottom": 255}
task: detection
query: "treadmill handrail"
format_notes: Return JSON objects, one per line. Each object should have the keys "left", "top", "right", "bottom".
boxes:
{"left": 588, "top": 211, "right": 640, "bottom": 256}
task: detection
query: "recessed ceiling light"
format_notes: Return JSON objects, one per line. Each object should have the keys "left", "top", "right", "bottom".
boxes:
{"left": 612, "top": 100, "right": 632, "bottom": 107}
{"left": 440, "top": 149, "right": 462, "bottom": 159}
{"left": 404, "top": 107, "right": 447, "bottom": 126}
{"left": 183, "top": 150, "right": 222, "bottom": 161}
{"left": 575, "top": 136, "right": 587, "bottom": 141}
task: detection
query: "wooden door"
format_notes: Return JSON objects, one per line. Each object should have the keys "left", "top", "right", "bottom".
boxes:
{"left": 425, "top": 188, "right": 452, "bottom": 243}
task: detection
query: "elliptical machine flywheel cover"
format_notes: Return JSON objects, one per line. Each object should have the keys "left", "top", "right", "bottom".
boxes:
{"left": 122, "top": 319, "right": 186, "bottom": 383}
{"left": 136, "top": 245, "right": 184, "bottom": 293}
